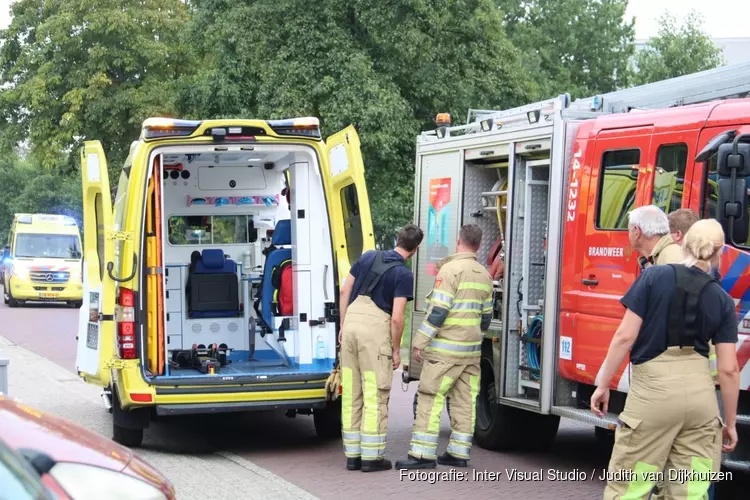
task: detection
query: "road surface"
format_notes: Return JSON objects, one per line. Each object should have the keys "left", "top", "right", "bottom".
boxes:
{"left": 0, "top": 287, "right": 743, "bottom": 499}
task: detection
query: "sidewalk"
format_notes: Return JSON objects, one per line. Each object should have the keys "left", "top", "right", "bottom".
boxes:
{"left": 0, "top": 334, "right": 319, "bottom": 500}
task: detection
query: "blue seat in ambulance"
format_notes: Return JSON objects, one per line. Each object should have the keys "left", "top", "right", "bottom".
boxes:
{"left": 188, "top": 249, "right": 240, "bottom": 318}
{"left": 254, "top": 219, "right": 292, "bottom": 332}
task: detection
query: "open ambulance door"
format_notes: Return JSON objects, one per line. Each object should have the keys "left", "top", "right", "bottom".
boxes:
{"left": 76, "top": 141, "right": 117, "bottom": 388}
{"left": 324, "top": 126, "right": 375, "bottom": 289}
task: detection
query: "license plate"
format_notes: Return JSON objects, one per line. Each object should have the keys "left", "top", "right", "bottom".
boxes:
{"left": 39, "top": 292, "right": 58, "bottom": 299}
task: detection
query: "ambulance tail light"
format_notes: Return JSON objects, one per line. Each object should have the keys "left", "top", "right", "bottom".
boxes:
{"left": 267, "top": 117, "right": 321, "bottom": 138}
{"left": 116, "top": 287, "right": 137, "bottom": 359}
{"left": 142, "top": 117, "right": 202, "bottom": 140}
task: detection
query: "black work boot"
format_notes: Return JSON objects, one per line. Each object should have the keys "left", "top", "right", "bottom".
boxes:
{"left": 437, "top": 451, "right": 468, "bottom": 467}
{"left": 346, "top": 457, "right": 361, "bottom": 471}
{"left": 361, "top": 458, "right": 392, "bottom": 472}
{"left": 395, "top": 456, "right": 437, "bottom": 470}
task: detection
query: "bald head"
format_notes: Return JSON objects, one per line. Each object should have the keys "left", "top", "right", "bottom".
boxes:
{"left": 668, "top": 209, "right": 699, "bottom": 246}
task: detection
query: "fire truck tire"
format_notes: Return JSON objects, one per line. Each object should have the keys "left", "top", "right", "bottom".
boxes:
{"left": 313, "top": 399, "right": 342, "bottom": 439}
{"left": 524, "top": 411, "right": 560, "bottom": 451}
{"left": 412, "top": 392, "right": 451, "bottom": 420}
{"left": 474, "top": 356, "right": 523, "bottom": 450}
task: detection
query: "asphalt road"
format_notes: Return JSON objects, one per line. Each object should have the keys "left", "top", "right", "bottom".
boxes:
{"left": 0, "top": 286, "right": 744, "bottom": 499}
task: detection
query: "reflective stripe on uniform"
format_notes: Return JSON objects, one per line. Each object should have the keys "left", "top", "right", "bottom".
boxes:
{"left": 409, "top": 431, "right": 440, "bottom": 458}
{"left": 444, "top": 316, "right": 481, "bottom": 326}
{"left": 458, "top": 282, "right": 491, "bottom": 293}
{"left": 709, "top": 353, "right": 717, "bottom": 378}
{"left": 360, "top": 433, "right": 386, "bottom": 460}
{"left": 408, "top": 442, "right": 437, "bottom": 460}
{"left": 363, "top": 371, "right": 378, "bottom": 434}
{"left": 446, "top": 430, "right": 472, "bottom": 459}
{"left": 686, "top": 456, "right": 713, "bottom": 497}
{"left": 342, "top": 367, "right": 354, "bottom": 430}
{"left": 429, "top": 376, "right": 454, "bottom": 434}
{"left": 469, "top": 375, "right": 479, "bottom": 431}
{"left": 426, "top": 339, "right": 482, "bottom": 356}
{"left": 431, "top": 290, "right": 455, "bottom": 309}
{"left": 450, "top": 299, "right": 483, "bottom": 313}
{"left": 418, "top": 321, "right": 439, "bottom": 340}
{"left": 623, "top": 461, "right": 659, "bottom": 499}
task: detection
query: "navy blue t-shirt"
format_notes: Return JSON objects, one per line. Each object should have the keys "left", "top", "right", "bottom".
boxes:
{"left": 620, "top": 265, "right": 738, "bottom": 365}
{"left": 348, "top": 250, "right": 414, "bottom": 315}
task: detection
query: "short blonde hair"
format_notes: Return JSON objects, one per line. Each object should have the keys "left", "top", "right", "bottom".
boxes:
{"left": 681, "top": 219, "right": 724, "bottom": 269}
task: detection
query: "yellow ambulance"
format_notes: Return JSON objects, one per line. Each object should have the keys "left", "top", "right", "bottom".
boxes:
{"left": 76, "top": 117, "right": 374, "bottom": 447}
{"left": 2, "top": 213, "right": 83, "bottom": 308}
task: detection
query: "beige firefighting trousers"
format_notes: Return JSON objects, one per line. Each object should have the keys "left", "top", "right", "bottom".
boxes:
{"left": 340, "top": 295, "right": 393, "bottom": 461}
{"left": 604, "top": 347, "right": 723, "bottom": 500}
{"left": 408, "top": 359, "right": 480, "bottom": 460}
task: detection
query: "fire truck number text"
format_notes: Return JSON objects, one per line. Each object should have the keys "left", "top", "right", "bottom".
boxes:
{"left": 566, "top": 149, "right": 583, "bottom": 222}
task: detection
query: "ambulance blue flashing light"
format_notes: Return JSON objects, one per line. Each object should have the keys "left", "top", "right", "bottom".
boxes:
{"left": 18, "top": 215, "right": 32, "bottom": 224}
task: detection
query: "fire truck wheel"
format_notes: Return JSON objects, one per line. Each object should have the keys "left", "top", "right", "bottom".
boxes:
{"left": 524, "top": 412, "right": 560, "bottom": 451}
{"left": 474, "top": 356, "right": 523, "bottom": 450}
{"left": 412, "top": 393, "right": 451, "bottom": 420}
{"left": 313, "top": 399, "right": 342, "bottom": 439}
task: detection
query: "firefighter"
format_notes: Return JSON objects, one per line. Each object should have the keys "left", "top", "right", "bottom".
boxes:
{"left": 627, "top": 205, "right": 682, "bottom": 270}
{"left": 591, "top": 219, "right": 740, "bottom": 499}
{"left": 395, "top": 224, "right": 493, "bottom": 470}
{"left": 338, "top": 224, "right": 424, "bottom": 472}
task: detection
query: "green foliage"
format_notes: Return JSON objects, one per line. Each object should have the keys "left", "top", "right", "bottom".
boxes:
{"left": 633, "top": 10, "right": 725, "bottom": 85}
{"left": 497, "top": 0, "right": 636, "bottom": 99}
{"left": 178, "top": 0, "right": 535, "bottom": 248}
{"left": 0, "top": 159, "right": 82, "bottom": 244}
{"left": 0, "top": 0, "right": 193, "bottom": 179}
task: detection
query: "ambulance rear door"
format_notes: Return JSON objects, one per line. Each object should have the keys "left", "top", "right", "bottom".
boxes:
{"left": 76, "top": 141, "right": 117, "bottom": 388}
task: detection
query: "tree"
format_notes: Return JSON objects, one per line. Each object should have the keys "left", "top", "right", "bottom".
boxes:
{"left": 633, "top": 10, "right": 725, "bottom": 85}
{"left": 496, "top": 0, "right": 636, "bottom": 99}
{"left": 0, "top": 0, "right": 194, "bottom": 178}
{"left": 179, "top": 0, "right": 535, "bottom": 246}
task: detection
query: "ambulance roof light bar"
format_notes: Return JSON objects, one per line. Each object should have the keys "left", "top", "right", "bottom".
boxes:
{"left": 142, "top": 117, "right": 202, "bottom": 140}
{"left": 267, "top": 117, "right": 321, "bottom": 138}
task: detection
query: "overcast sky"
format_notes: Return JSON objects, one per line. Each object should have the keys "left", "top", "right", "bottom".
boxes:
{"left": 0, "top": 0, "right": 746, "bottom": 40}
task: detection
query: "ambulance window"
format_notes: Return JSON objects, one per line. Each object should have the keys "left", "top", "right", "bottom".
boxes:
{"left": 652, "top": 143, "right": 687, "bottom": 213}
{"left": 596, "top": 149, "right": 641, "bottom": 230}
{"left": 340, "top": 184, "right": 363, "bottom": 265}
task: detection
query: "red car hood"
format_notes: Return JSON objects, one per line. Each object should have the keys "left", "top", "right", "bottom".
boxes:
{"left": 0, "top": 396, "right": 174, "bottom": 497}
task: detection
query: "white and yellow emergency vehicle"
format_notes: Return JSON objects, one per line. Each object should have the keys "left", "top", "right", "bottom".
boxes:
{"left": 76, "top": 116, "right": 374, "bottom": 447}
{"left": 2, "top": 213, "right": 83, "bottom": 308}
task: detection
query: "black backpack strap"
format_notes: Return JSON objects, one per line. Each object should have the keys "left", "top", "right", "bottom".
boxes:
{"left": 357, "top": 251, "right": 405, "bottom": 297}
{"left": 666, "top": 264, "right": 716, "bottom": 348}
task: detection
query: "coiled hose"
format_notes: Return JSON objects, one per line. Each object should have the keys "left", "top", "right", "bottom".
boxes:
{"left": 526, "top": 315, "right": 543, "bottom": 381}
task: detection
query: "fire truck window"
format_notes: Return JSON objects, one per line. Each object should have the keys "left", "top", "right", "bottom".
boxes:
{"left": 701, "top": 153, "right": 718, "bottom": 220}
{"left": 596, "top": 149, "right": 641, "bottom": 230}
{"left": 340, "top": 183, "right": 363, "bottom": 265}
{"left": 652, "top": 143, "right": 687, "bottom": 213}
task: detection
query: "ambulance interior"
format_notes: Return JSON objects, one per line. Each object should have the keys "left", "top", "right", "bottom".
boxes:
{"left": 141, "top": 145, "right": 338, "bottom": 381}
{"left": 458, "top": 142, "right": 552, "bottom": 408}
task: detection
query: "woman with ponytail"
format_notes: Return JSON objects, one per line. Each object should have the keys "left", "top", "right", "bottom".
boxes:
{"left": 591, "top": 219, "right": 740, "bottom": 499}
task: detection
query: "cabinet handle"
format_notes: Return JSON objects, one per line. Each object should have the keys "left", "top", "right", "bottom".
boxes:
{"left": 167, "top": 313, "right": 170, "bottom": 321}
{"left": 582, "top": 278, "right": 598, "bottom": 286}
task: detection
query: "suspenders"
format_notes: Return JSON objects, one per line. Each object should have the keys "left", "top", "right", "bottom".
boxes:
{"left": 356, "top": 251, "right": 405, "bottom": 298}
{"left": 666, "top": 264, "right": 716, "bottom": 348}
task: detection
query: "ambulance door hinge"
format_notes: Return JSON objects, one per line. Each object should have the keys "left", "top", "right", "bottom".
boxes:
{"left": 99, "top": 314, "right": 114, "bottom": 322}
{"left": 107, "top": 231, "right": 134, "bottom": 242}
{"left": 105, "top": 359, "right": 127, "bottom": 370}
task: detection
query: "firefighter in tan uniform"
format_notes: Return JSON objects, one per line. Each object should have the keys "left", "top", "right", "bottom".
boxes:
{"left": 338, "top": 225, "right": 424, "bottom": 473}
{"left": 591, "top": 220, "right": 740, "bottom": 499}
{"left": 396, "top": 224, "right": 493, "bottom": 470}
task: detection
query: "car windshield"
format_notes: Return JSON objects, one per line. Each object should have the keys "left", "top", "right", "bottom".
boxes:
{"left": 14, "top": 234, "right": 81, "bottom": 259}
{"left": 0, "top": 440, "right": 51, "bottom": 500}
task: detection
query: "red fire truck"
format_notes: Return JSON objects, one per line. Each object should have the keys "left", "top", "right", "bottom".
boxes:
{"left": 403, "top": 61, "right": 750, "bottom": 472}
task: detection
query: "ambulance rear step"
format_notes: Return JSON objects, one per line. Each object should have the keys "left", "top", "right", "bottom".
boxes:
{"left": 551, "top": 405, "right": 618, "bottom": 430}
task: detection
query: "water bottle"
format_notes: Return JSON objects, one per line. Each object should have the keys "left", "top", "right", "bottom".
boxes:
{"left": 316, "top": 335, "right": 326, "bottom": 360}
